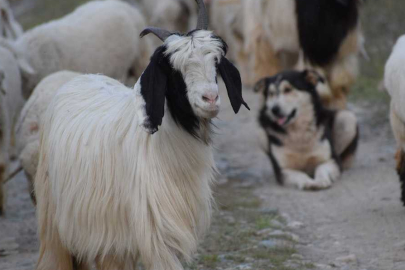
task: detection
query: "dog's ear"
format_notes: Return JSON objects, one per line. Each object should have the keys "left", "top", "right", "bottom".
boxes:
{"left": 139, "top": 46, "right": 170, "bottom": 134}
{"left": 217, "top": 57, "right": 250, "bottom": 113}
{"left": 302, "top": 69, "right": 325, "bottom": 87}
{"left": 254, "top": 77, "right": 269, "bottom": 93}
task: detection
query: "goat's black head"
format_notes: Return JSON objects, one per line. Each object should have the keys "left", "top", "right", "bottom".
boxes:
{"left": 138, "top": 0, "right": 249, "bottom": 136}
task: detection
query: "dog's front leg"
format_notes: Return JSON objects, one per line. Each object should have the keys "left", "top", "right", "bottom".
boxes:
{"left": 309, "top": 160, "right": 341, "bottom": 190}
{"left": 282, "top": 169, "right": 316, "bottom": 190}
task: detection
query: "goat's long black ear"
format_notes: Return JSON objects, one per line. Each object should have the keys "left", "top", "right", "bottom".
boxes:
{"left": 139, "top": 46, "right": 170, "bottom": 134}
{"left": 217, "top": 57, "right": 250, "bottom": 113}
{"left": 336, "top": 0, "right": 349, "bottom": 6}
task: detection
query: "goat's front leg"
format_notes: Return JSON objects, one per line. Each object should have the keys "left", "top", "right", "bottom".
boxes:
{"left": 306, "top": 160, "right": 341, "bottom": 190}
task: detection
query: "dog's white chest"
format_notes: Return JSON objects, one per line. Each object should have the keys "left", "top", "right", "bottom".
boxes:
{"left": 272, "top": 134, "right": 332, "bottom": 174}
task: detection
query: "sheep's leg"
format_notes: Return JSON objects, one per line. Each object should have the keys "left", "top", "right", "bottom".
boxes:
{"left": 395, "top": 148, "right": 405, "bottom": 206}
{"left": 0, "top": 182, "right": 4, "bottom": 216}
{"left": 281, "top": 169, "right": 315, "bottom": 190}
{"left": 306, "top": 160, "right": 340, "bottom": 190}
{"left": 25, "top": 171, "right": 36, "bottom": 205}
{"left": 333, "top": 110, "right": 359, "bottom": 169}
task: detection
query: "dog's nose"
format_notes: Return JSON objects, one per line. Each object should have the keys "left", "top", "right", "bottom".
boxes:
{"left": 202, "top": 93, "right": 219, "bottom": 105}
{"left": 271, "top": 106, "right": 282, "bottom": 116}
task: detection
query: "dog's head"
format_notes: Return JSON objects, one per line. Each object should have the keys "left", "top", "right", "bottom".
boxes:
{"left": 254, "top": 70, "right": 326, "bottom": 128}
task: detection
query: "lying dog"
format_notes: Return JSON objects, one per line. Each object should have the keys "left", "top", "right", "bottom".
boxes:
{"left": 255, "top": 70, "right": 359, "bottom": 190}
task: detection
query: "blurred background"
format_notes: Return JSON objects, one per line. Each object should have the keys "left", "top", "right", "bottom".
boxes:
{"left": 8, "top": 0, "right": 404, "bottom": 104}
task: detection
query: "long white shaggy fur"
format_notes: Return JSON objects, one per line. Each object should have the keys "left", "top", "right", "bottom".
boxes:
{"left": 35, "top": 31, "right": 226, "bottom": 270}
{"left": 15, "top": 70, "right": 81, "bottom": 202}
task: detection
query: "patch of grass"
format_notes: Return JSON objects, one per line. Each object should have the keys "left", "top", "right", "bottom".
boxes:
{"left": 301, "top": 262, "right": 317, "bottom": 269}
{"left": 255, "top": 213, "right": 285, "bottom": 230}
{"left": 349, "top": 75, "right": 389, "bottom": 103}
{"left": 199, "top": 254, "right": 219, "bottom": 268}
{"left": 225, "top": 255, "right": 246, "bottom": 263}
{"left": 217, "top": 188, "right": 262, "bottom": 211}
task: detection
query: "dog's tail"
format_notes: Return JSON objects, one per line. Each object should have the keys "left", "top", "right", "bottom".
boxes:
{"left": 395, "top": 149, "right": 405, "bottom": 206}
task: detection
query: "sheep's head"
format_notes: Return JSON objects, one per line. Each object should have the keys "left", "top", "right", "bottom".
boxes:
{"left": 139, "top": 0, "right": 249, "bottom": 136}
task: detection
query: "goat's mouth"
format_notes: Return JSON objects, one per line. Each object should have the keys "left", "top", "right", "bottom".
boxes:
{"left": 273, "top": 109, "right": 297, "bottom": 126}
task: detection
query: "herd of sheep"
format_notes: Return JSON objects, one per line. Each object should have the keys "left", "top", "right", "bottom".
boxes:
{"left": 0, "top": 0, "right": 404, "bottom": 269}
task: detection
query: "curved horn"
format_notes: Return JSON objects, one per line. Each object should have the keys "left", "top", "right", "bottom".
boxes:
{"left": 195, "top": 0, "right": 208, "bottom": 30}
{"left": 140, "top": 27, "right": 172, "bottom": 42}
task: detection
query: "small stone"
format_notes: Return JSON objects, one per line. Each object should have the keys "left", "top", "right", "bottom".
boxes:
{"left": 236, "top": 263, "right": 253, "bottom": 269}
{"left": 335, "top": 254, "right": 358, "bottom": 264}
{"left": 267, "top": 230, "right": 300, "bottom": 242}
{"left": 287, "top": 221, "right": 304, "bottom": 229}
{"left": 314, "top": 263, "right": 333, "bottom": 269}
{"left": 256, "top": 228, "right": 273, "bottom": 236}
{"left": 270, "top": 219, "right": 284, "bottom": 228}
{"left": 291, "top": 254, "right": 304, "bottom": 260}
{"left": 224, "top": 216, "right": 236, "bottom": 224}
{"left": 259, "top": 240, "right": 278, "bottom": 249}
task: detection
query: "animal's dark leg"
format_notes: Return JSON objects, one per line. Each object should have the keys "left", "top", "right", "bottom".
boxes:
{"left": 395, "top": 149, "right": 405, "bottom": 206}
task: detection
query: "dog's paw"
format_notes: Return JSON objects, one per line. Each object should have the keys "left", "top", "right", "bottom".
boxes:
{"left": 303, "top": 178, "right": 332, "bottom": 190}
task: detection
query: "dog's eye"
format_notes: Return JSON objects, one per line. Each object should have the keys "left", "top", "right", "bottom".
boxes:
{"left": 284, "top": 87, "right": 293, "bottom": 94}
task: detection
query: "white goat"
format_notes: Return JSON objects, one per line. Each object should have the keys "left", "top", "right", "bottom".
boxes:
{"left": 8, "top": 0, "right": 151, "bottom": 98}
{"left": 0, "top": 44, "right": 25, "bottom": 215}
{"left": 15, "top": 70, "right": 81, "bottom": 204}
{"left": 35, "top": 1, "right": 249, "bottom": 269}
{"left": 0, "top": 0, "right": 23, "bottom": 41}
{"left": 385, "top": 35, "right": 405, "bottom": 206}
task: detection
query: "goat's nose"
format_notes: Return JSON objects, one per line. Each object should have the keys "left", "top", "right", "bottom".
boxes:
{"left": 202, "top": 93, "right": 219, "bottom": 105}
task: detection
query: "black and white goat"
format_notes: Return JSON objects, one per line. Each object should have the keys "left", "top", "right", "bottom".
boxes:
{"left": 34, "top": 1, "right": 249, "bottom": 269}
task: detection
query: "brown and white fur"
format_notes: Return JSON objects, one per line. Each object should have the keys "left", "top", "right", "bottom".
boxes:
{"left": 255, "top": 70, "right": 358, "bottom": 190}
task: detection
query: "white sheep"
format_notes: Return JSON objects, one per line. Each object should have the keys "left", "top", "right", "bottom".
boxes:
{"left": 385, "top": 35, "right": 405, "bottom": 205}
{"left": 35, "top": 1, "right": 249, "bottom": 269}
{"left": 139, "top": 0, "right": 198, "bottom": 34}
{"left": 14, "top": 70, "right": 81, "bottom": 204}
{"left": 0, "top": 0, "right": 23, "bottom": 41}
{"left": 0, "top": 44, "right": 25, "bottom": 215}
{"left": 8, "top": 0, "right": 152, "bottom": 98}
